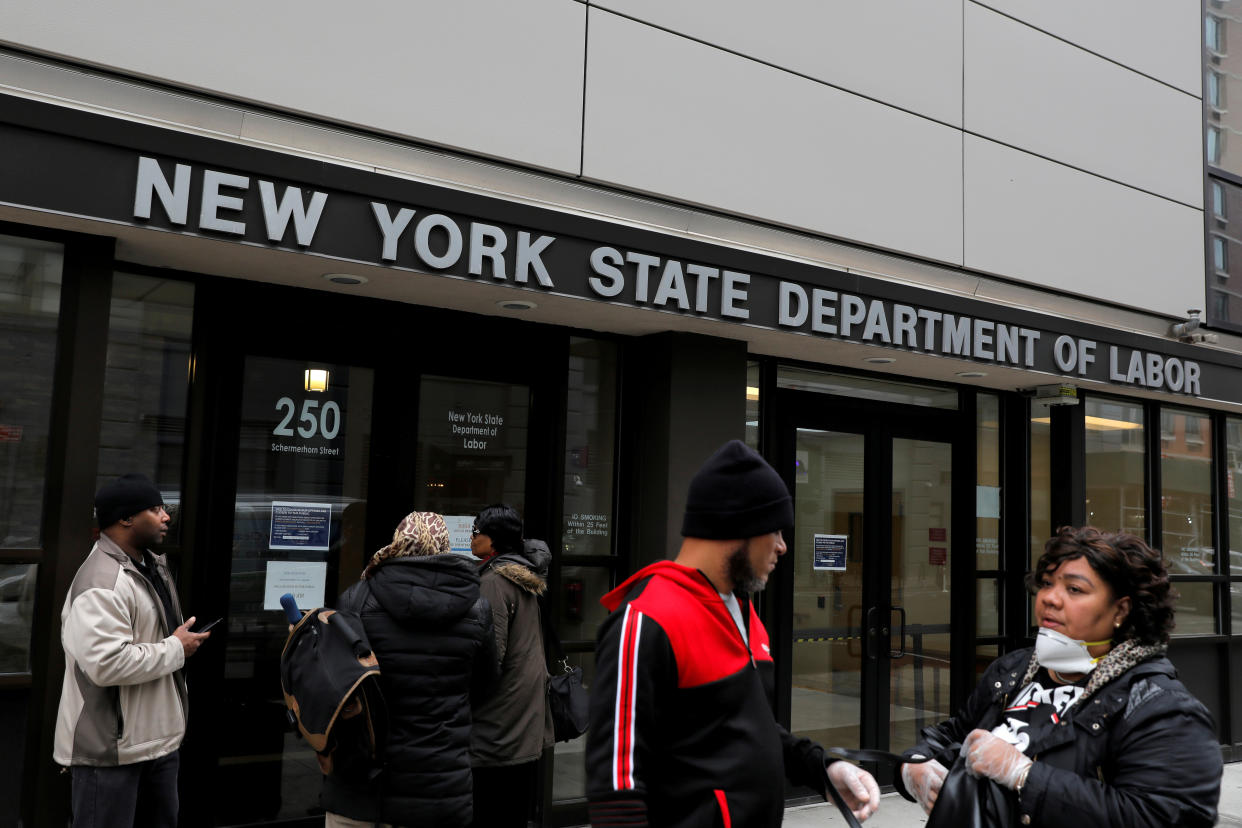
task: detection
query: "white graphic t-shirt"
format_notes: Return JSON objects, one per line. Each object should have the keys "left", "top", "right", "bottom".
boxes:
{"left": 990, "top": 667, "right": 1090, "bottom": 755}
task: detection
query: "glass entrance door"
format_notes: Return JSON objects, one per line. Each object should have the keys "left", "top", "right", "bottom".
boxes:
{"left": 782, "top": 419, "right": 955, "bottom": 775}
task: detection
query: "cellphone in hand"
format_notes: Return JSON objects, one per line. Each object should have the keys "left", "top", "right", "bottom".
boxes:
{"left": 194, "top": 617, "right": 223, "bottom": 633}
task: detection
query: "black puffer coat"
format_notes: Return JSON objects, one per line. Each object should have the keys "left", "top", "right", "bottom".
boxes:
{"left": 897, "top": 647, "right": 1221, "bottom": 828}
{"left": 322, "top": 554, "right": 498, "bottom": 827}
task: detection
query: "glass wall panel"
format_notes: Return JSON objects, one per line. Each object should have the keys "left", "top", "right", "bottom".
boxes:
{"left": 975, "top": 644, "right": 999, "bottom": 683}
{"left": 1084, "top": 397, "right": 1145, "bottom": 536}
{"left": 777, "top": 367, "right": 958, "bottom": 409}
{"left": 976, "top": 578, "right": 999, "bottom": 637}
{"left": 96, "top": 273, "right": 195, "bottom": 545}
{"left": 1173, "top": 582, "right": 1217, "bottom": 636}
{"left": 1161, "top": 409, "right": 1214, "bottom": 576}
{"left": 218, "top": 356, "right": 373, "bottom": 823}
{"left": 414, "top": 375, "right": 529, "bottom": 519}
{"left": 791, "top": 429, "right": 865, "bottom": 751}
{"left": 745, "top": 360, "right": 760, "bottom": 449}
{"left": 561, "top": 338, "right": 617, "bottom": 557}
{"left": 551, "top": 651, "right": 595, "bottom": 801}
{"left": 0, "top": 235, "right": 63, "bottom": 548}
{"left": 1030, "top": 402, "right": 1052, "bottom": 571}
{"left": 0, "top": 563, "right": 38, "bottom": 674}
{"left": 976, "top": 394, "right": 1000, "bottom": 569}
{"left": 1229, "top": 417, "right": 1242, "bottom": 575}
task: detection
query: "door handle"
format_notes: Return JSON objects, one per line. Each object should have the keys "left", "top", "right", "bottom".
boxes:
{"left": 889, "top": 606, "right": 907, "bottom": 659}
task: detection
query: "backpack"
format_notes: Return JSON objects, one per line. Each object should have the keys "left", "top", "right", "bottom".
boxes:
{"left": 280, "top": 606, "right": 387, "bottom": 782}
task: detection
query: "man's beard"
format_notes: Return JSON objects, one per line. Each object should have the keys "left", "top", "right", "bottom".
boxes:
{"left": 727, "top": 541, "right": 766, "bottom": 594}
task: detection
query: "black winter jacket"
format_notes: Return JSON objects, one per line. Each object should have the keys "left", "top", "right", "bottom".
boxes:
{"left": 897, "top": 647, "right": 1220, "bottom": 828}
{"left": 321, "top": 554, "right": 498, "bottom": 827}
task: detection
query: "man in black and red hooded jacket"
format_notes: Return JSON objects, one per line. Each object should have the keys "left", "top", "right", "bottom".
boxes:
{"left": 586, "top": 440, "right": 880, "bottom": 828}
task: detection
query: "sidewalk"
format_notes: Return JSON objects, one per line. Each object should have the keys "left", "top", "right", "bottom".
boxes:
{"left": 782, "top": 759, "right": 1242, "bottom": 827}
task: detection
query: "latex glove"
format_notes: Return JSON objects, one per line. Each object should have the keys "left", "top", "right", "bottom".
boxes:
{"left": 900, "top": 757, "right": 948, "bottom": 815}
{"left": 961, "top": 729, "right": 1033, "bottom": 790}
{"left": 826, "top": 761, "right": 881, "bottom": 822}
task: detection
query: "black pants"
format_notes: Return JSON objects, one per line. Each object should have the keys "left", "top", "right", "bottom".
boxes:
{"left": 70, "top": 751, "right": 179, "bottom": 828}
{"left": 471, "top": 761, "right": 538, "bottom": 828}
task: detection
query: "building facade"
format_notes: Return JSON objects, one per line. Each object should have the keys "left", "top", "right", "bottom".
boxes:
{"left": 1, "top": 2, "right": 1239, "bottom": 826}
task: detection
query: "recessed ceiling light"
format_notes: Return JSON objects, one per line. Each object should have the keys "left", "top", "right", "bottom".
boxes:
{"left": 863, "top": 356, "right": 896, "bottom": 364}
{"left": 497, "top": 299, "right": 537, "bottom": 311}
{"left": 323, "top": 273, "right": 367, "bottom": 286}
{"left": 956, "top": 370, "right": 987, "bottom": 378}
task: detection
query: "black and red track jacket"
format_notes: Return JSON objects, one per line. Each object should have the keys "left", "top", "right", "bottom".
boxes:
{"left": 586, "top": 561, "right": 828, "bottom": 828}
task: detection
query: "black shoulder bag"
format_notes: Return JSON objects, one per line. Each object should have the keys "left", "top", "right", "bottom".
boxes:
{"left": 538, "top": 595, "right": 590, "bottom": 742}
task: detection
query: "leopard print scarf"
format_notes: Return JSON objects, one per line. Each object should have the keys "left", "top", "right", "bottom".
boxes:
{"left": 362, "top": 511, "right": 451, "bottom": 579}
{"left": 1019, "top": 638, "right": 1168, "bottom": 710}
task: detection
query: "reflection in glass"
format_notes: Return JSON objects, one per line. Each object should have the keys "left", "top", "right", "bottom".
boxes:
{"left": 1084, "top": 398, "right": 1145, "bottom": 536}
{"left": 97, "top": 273, "right": 195, "bottom": 546}
{"left": 975, "top": 644, "right": 999, "bottom": 683}
{"left": 1030, "top": 403, "right": 1052, "bottom": 573}
{"left": 552, "top": 651, "right": 595, "bottom": 801}
{"left": 561, "top": 339, "right": 617, "bottom": 557}
{"left": 556, "top": 566, "right": 612, "bottom": 653}
{"left": 0, "top": 235, "right": 63, "bottom": 549}
{"left": 890, "top": 438, "right": 953, "bottom": 753}
{"left": 218, "top": 356, "right": 373, "bottom": 824}
{"left": 745, "top": 361, "right": 760, "bottom": 449}
{"left": 976, "top": 394, "right": 1000, "bottom": 569}
{"left": 791, "top": 429, "right": 864, "bottom": 751}
{"left": 414, "top": 375, "right": 529, "bottom": 517}
{"left": 1233, "top": 582, "right": 1242, "bottom": 637}
{"left": 1229, "top": 418, "right": 1242, "bottom": 576}
{"left": 0, "top": 563, "right": 37, "bottom": 673}
{"left": 777, "top": 367, "right": 957, "bottom": 409}
{"left": 1172, "top": 581, "right": 1216, "bottom": 636}
{"left": 976, "top": 579, "right": 999, "bottom": 637}
{"left": 1161, "top": 409, "right": 1214, "bottom": 576}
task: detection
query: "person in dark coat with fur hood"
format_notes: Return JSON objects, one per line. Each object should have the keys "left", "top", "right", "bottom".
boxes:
{"left": 468, "top": 504, "right": 555, "bottom": 828}
{"left": 322, "top": 511, "right": 498, "bottom": 828}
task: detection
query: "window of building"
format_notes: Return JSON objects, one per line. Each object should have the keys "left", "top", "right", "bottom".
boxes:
{"left": 0, "top": 234, "right": 63, "bottom": 678}
{"left": 777, "top": 366, "right": 958, "bottom": 409}
{"left": 745, "top": 360, "right": 760, "bottom": 449}
{"left": 0, "top": 235, "right": 63, "bottom": 552}
{"left": 1084, "top": 397, "right": 1145, "bottom": 536}
{"left": 553, "top": 336, "right": 619, "bottom": 803}
{"left": 1214, "top": 236, "right": 1230, "bottom": 276}
{"left": 1161, "top": 408, "right": 1216, "bottom": 635}
{"left": 1227, "top": 417, "right": 1242, "bottom": 635}
{"left": 1209, "top": 70, "right": 1225, "bottom": 112}
{"left": 1213, "top": 180, "right": 1228, "bottom": 223}
{"left": 96, "top": 273, "right": 195, "bottom": 546}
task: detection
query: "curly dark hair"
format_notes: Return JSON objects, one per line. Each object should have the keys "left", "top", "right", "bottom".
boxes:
{"left": 1025, "top": 525, "right": 1177, "bottom": 645}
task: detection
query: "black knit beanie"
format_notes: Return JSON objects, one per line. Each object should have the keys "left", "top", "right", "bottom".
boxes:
{"left": 95, "top": 473, "right": 164, "bottom": 529}
{"left": 681, "top": 440, "right": 793, "bottom": 540}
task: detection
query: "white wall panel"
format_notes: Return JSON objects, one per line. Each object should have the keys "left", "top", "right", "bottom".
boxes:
{"left": 966, "top": 4, "right": 1203, "bottom": 207}
{"left": 594, "top": 0, "right": 962, "bottom": 125}
{"left": 965, "top": 136, "right": 1205, "bottom": 314}
{"left": 0, "top": 0, "right": 586, "bottom": 174}
{"left": 973, "top": 0, "right": 1201, "bottom": 95}
{"left": 583, "top": 11, "right": 964, "bottom": 265}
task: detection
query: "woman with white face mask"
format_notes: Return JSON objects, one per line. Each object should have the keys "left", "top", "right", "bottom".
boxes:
{"left": 896, "top": 526, "right": 1221, "bottom": 828}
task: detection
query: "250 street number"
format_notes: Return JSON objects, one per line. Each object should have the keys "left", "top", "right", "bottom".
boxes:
{"left": 273, "top": 397, "right": 341, "bottom": 440}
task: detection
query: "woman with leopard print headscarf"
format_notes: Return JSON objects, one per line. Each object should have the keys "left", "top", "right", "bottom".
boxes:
{"left": 897, "top": 526, "right": 1220, "bottom": 828}
{"left": 321, "top": 511, "right": 499, "bottom": 828}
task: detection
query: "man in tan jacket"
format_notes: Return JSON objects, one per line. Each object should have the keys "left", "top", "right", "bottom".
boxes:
{"left": 54, "top": 473, "right": 210, "bottom": 827}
